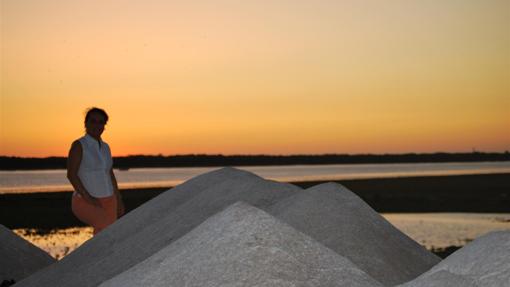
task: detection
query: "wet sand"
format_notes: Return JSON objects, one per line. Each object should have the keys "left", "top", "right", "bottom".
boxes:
{"left": 1, "top": 173, "right": 509, "bottom": 230}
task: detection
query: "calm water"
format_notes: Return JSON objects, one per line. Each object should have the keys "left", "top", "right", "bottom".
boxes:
{"left": 1, "top": 161, "right": 509, "bottom": 194}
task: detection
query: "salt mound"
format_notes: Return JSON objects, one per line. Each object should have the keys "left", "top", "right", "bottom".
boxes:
{"left": 100, "top": 202, "right": 383, "bottom": 287}
{"left": 397, "top": 270, "right": 477, "bottom": 287}
{"left": 15, "top": 167, "right": 301, "bottom": 287}
{"left": 0, "top": 225, "right": 55, "bottom": 282}
{"left": 400, "top": 230, "right": 510, "bottom": 287}
{"left": 268, "top": 183, "right": 441, "bottom": 286}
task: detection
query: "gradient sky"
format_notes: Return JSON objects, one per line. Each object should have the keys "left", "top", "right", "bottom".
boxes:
{"left": 1, "top": 0, "right": 509, "bottom": 157}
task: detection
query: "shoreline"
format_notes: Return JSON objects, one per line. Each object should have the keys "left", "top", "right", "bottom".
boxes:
{"left": 1, "top": 173, "right": 509, "bottom": 229}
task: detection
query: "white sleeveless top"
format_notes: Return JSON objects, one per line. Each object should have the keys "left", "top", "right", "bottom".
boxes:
{"left": 76, "top": 134, "right": 114, "bottom": 198}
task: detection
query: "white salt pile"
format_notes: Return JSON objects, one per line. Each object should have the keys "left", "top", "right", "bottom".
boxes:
{"left": 268, "top": 183, "right": 441, "bottom": 286}
{"left": 0, "top": 224, "right": 55, "bottom": 283}
{"left": 399, "top": 230, "right": 510, "bottom": 287}
{"left": 14, "top": 168, "right": 301, "bottom": 287}
{"left": 13, "top": 167, "right": 510, "bottom": 286}
{"left": 99, "top": 202, "right": 383, "bottom": 287}
{"left": 398, "top": 270, "right": 478, "bottom": 287}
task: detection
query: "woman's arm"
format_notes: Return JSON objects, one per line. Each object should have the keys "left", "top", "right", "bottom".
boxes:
{"left": 67, "top": 140, "right": 100, "bottom": 206}
{"left": 110, "top": 168, "right": 125, "bottom": 217}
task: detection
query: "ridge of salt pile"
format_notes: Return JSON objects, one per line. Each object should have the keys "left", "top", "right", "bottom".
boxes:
{"left": 14, "top": 167, "right": 301, "bottom": 287}
{"left": 0, "top": 224, "right": 55, "bottom": 282}
{"left": 399, "top": 230, "right": 510, "bottom": 287}
{"left": 397, "top": 270, "right": 478, "bottom": 287}
{"left": 268, "top": 183, "right": 441, "bottom": 286}
{"left": 99, "top": 202, "right": 383, "bottom": 287}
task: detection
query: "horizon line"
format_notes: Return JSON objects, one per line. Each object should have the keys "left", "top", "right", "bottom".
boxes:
{"left": 1, "top": 151, "right": 509, "bottom": 159}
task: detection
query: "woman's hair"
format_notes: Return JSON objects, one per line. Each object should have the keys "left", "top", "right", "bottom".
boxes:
{"left": 84, "top": 107, "right": 109, "bottom": 124}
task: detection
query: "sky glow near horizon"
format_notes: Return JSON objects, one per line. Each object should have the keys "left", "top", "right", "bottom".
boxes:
{"left": 1, "top": 0, "right": 509, "bottom": 157}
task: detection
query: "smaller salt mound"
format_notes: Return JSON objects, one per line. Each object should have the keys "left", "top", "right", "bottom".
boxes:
{"left": 399, "top": 230, "right": 510, "bottom": 287}
{"left": 99, "top": 202, "right": 383, "bottom": 287}
{"left": 0, "top": 225, "right": 55, "bottom": 282}
{"left": 268, "top": 183, "right": 441, "bottom": 286}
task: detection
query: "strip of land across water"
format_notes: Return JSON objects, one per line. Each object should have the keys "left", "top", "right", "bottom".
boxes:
{"left": 1, "top": 152, "right": 509, "bottom": 170}
{"left": 1, "top": 173, "right": 509, "bottom": 230}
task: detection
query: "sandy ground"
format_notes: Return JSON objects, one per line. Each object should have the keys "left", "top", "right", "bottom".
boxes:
{"left": 13, "top": 213, "right": 510, "bottom": 260}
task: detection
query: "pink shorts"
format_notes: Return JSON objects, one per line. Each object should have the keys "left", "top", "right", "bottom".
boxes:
{"left": 72, "top": 193, "right": 118, "bottom": 235}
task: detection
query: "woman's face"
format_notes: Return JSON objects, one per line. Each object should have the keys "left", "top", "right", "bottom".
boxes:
{"left": 85, "top": 112, "right": 106, "bottom": 139}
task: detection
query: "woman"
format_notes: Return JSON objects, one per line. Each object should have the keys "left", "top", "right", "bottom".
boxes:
{"left": 67, "top": 107, "right": 125, "bottom": 235}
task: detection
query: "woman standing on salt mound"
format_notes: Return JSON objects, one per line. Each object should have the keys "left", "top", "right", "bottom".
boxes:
{"left": 66, "top": 107, "right": 125, "bottom": 235}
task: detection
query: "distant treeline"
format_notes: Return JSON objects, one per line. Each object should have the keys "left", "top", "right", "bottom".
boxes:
{"left": 1, "top": 152, "right": 509, "bottom": 170}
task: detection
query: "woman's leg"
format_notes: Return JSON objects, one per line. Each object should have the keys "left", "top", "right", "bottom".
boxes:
{"left": 94, "top": 196, "right": 118, "bottom": 234}
{"left": 72, "top": 194, "right": 118, "bottom": 235}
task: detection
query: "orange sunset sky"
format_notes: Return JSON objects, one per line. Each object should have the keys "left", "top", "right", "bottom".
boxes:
{"left": 1, "top": 0, "right": 509, "bottom": 157}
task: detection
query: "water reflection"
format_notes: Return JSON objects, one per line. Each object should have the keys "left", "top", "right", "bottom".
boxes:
{"left": 382, "top": 213, "right": 510, "bottom": 249}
